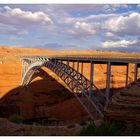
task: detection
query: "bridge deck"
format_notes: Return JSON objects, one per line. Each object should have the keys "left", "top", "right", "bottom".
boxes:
{"left": 21, "top": 55, "right": 140, "bottom": 64}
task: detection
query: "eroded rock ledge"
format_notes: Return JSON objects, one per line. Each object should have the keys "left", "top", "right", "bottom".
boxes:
{"left": 104, "top": 80, "right": 140, "bottom": 124}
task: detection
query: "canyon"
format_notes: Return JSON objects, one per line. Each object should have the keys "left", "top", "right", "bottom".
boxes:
{"left": 0, "top": 46, "right": 140, "bottom": 124}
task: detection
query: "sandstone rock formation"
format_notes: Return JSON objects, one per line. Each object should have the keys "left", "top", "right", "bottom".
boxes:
{"left": 104, "top": 79, "right": 140, "bottom": 124}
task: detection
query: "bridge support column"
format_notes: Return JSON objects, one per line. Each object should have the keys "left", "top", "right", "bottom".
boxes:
{"left": 66, "top": 60, "right": 69, "bottom": 68}
{"left": 106, "top": 62, "right": 111, "bottom": 101}
{"left": 134, "top": 63, "right": 138, "bottom": 82}
{"left": 54, "top": 58, "right": 57, "bottom": 65}
{"left": 71, "top": 62, "right": 75, "bottom": 91}
{"left": 72, "top": 61, "right": 75, "bottom": 76}
{"left": 31, "top": 58, "right": 33, "bottom": 64}
{"left": 90, "top": 62, "right": 94, "bottom": 98}
{"left": 72, "top": 62, "right": 75, "bottom": 69}
{"left": 126, "top": 64, "right": 129, "bottom": 87}
{"left": 81, "top": 62, "right": 83, "bottom": 75}
{"left": 66, "top": 60, "right": 70, "bottom": 83}
{"left": 76, "top": 61, "right": 79, "bottom": 93}
{"left": 80, "top": 62, "right": 84, "bottom": 84}
{"left": 60, "top": 60, "right": 63, "bottom": 65}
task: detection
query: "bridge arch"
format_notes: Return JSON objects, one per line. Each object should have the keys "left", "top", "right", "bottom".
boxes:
{"left": 21, "top": 61, "right": 45, "bottom": 86}
{"left": 21, "top": 59, "right": 106, "bottom": 120}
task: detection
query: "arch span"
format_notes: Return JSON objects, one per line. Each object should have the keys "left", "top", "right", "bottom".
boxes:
{"left": 21, "top": 59, "right": 106, "bottom": 120}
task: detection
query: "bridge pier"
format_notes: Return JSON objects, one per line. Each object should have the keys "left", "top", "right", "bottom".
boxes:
{"left": 72, "top": 61, "right": 75, "bottom": 69}
{"left": 54, "top": 58, "right": 57, "bottom": 65}
{"left": 134, "top": 63, "right": 138, "bottom": 82}
{"left": 76, "top": 61, "right": 79, "bottom": 93}
{"left": 126, "top": 64, "right": 129, "bottom": 87}
{"left": 71, "top": 61, "right": 75, "bottom": 91}
{"left": 90, "top": 61, "right": 94, "bottom": 98}
{"left": 81, "top": 62, "right": 83, "bottom": 75}
{"left": 72, "top": 61, "right": 75, "bottom": 76}
{"left": 81, "top": 62, "right": 84, "bottom": 85}
{"left": 106, "top": 62, "right": 111, "bottom": 101}
{"left": 66, "top": 60, "right": 70, "bottom": 83}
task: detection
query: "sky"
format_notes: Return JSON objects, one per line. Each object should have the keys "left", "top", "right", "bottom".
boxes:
{"left": 0, "top": 4, "right": 140, "bottom": 52}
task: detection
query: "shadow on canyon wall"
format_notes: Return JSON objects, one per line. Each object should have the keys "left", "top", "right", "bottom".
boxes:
{"left": 0, "top": 68, "right": 132, "bottom": 123}
{"left": 0, "top": 68, "right": 90, "bottom": 123}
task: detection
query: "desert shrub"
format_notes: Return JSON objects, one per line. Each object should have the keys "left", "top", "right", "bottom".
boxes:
{"left": 67, "top": 123, "right": 76, "bottom": 129}
{"left": 80, "top": 121, "right": 124, "bottom": 136}
{"left": 9, "top": 114, "right": 23, "bottom": 124}
{"left": 121, "top": 88, "right": 128, "bottom": 92}
{"left": 79, "top": 121, "right": 87, "bottom": 126}
{"left": 94, "top": 121, "right": 124, "bottom": 136}
{"left": 80, "top": 122, "right": 96, "bottom": 136}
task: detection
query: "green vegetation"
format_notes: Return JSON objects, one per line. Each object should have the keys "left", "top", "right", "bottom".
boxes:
{"left": 67, "top": 123, "right": 76, "bottom": 129}
{"left": 80, "top": 121, "right": 125, "bottom": 136}
{"left": 9, "top": 114, "right": 23, "bottom": 124}
{"left": 79, "top": 121, "right": 87, "bottom": 126}
{"left": 120, "top": 88, "right": 129, "bottom": 95}
{"left": 80, "top": 122, "right": 96, "bottom": 136}
{"left": 24, "top": 126, "right": 79, "bottom": 136}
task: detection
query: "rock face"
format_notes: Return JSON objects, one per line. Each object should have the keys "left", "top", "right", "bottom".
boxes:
{"left": 104, "top": 80, "right": 140, "bottom": 123}
{"left": 0, "top": 118, "right": 24, "bottom": 136}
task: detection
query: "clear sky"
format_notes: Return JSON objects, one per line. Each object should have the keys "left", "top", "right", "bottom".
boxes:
{"left": 0, "top": 4, "right": 140, "bottom": 52}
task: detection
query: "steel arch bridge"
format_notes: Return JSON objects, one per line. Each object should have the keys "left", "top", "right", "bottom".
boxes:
{"left": 21, "top": 56, "right": 140, "bottom": 120}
